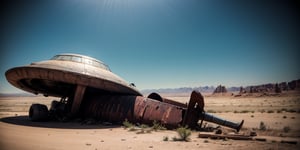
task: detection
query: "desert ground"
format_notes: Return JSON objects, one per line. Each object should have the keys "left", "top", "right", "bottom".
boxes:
{"left": 0, "top": 91, "right": 299, "bottom": 150}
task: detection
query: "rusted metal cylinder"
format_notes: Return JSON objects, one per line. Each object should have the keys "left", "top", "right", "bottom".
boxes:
{"left": 79, "top": 91, "right": 244, "bottom": 131}
{"left": 201, "top": 113, "right": 244, "bottom": 132}
{"left": 147, "top": 93, "right": 187, "bottom": 108}
{"left": 80, "top": 95, "right": 184, "bottom": 128}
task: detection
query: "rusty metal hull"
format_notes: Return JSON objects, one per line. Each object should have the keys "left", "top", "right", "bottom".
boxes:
{"left": 81, "top": 95, "right": 184, "bottom": 128}
{"left": 5, "top": 54, "right": 142, "bottom": 116}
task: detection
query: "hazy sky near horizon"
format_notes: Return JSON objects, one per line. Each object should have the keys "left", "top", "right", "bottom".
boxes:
{"left": 0, "top": 0, "right": 299, "bottom": 93}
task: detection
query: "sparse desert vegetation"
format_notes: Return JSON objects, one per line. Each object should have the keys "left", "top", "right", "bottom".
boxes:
{"left": 283, "top": 126, "right": 291, "bottom": 133}
{"left": 173, "top": 126, "right": 192, "bottom": 142}
{"left": 259, "top": 121, "right": 267, "bottom": 131}
{"left": 0, "top": 91, "right": 299, "bottom": 150}
{"left": 122, "top": 119, "right": 166, "bottom": 134}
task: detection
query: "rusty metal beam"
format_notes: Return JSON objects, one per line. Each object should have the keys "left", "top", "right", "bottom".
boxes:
{"left": 71, "top": 85, "right": 86, "bottom": 115}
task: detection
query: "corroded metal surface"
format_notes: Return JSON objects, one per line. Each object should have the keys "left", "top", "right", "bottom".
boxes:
{"left": 148, "top": 92, "right": 187, "bottom": 108}
{"left": 134, "top": 96, "right": 183, "bottom": 128}
{"left": 80, "top": 91, "right": 244, "bottom": 131}
{"left": 81, "top": 95, "right": 183, "bottom": 128}
{"left": 183, "top": 91, "right": 205, "bottom": 129}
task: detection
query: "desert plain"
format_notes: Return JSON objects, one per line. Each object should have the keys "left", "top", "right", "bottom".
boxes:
{"left": 0, "top": 91, "right": 299, "bottom": 150}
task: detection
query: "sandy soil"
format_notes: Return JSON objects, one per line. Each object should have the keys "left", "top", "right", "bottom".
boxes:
{"left": 0, "top": 92, "right": 300, "bottom": 150}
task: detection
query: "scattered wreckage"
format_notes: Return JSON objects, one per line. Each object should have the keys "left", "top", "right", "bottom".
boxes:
{"left": 5, "top": 53, "right": 244, "bottom": 131}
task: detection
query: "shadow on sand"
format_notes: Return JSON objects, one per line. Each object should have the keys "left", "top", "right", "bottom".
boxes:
{"left": 0, "top": 116, "right": 121, "bottom": 129}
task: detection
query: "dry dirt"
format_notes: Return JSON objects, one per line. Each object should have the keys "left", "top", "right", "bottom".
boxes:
{"left": 0, "top": 91, "right": 300, "bottom": 150}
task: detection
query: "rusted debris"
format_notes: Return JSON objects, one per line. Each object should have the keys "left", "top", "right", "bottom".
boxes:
{"left": 198, "top": 133, "right": 253, "bottom": 140}
{"left": 281, "top": 140, "right": 298, "bottom": 145}
{"left": 199, "top": 133, "right": 299, "bottom": 144}
{"left": 79, "top": 91, "right": 243, "bottom": 131}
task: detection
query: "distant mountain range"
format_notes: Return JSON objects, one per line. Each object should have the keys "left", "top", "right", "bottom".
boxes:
{"left": 141, "top": 79, "right": 300, "bottom": 95}
{"left": 1, "top": 79, "right": 298, "bottom": 97}
{"left": 141, "top": 86, "right": 240, "bottom": 95}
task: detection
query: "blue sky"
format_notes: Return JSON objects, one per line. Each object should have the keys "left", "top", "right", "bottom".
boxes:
{"left": 0, "top": 0, "right": 299, "bottom": 93}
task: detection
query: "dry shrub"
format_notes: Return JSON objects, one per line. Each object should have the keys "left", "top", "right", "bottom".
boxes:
{"left": 152, "top": 120, "right": 166, "bottom": 131}
{"left": 283, "top": 126, "right": 291, "bottom": 133}
{"left": 259, "top": 121, "right": 267, "bottom": 131}
{"left": 163, "top": 136, "right": 169, "bottom": 141}
{"left": 123, "top": 119, "right": 134, "bottom": 129}
{"left": 174, "top": 126, "right": 192, "bottom": 142}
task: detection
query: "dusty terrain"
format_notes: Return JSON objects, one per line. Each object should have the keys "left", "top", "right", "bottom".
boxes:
{"left": 0, "top": 91, "right": 299, "bottom": 150}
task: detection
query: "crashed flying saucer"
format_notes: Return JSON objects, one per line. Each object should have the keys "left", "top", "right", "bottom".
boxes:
{"left": 6, "top": 53, "right": 141, "bottom": 115}
{"left": 5, "top": 53, "right": 141, "bottom": 97}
